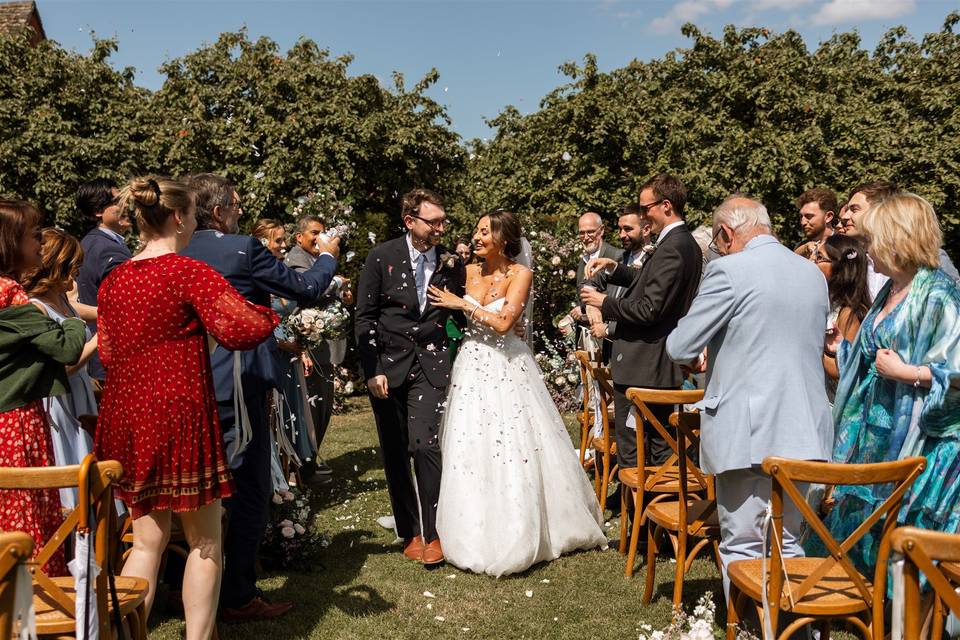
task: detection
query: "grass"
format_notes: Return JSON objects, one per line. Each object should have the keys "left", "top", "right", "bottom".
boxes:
{"left": 149, "top": 398, "right": 724, "bottom": 639}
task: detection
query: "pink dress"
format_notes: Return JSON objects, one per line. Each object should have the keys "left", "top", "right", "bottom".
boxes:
{"left": 95, "top": 254, "right": 278, "bottom": 518}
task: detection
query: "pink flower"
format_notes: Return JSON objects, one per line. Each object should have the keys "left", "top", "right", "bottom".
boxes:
{"left": 281, "top": 526, "right": 295, "bottom": 539}
{"left": 294, "top": 524, "right": 306, "bottom": 535}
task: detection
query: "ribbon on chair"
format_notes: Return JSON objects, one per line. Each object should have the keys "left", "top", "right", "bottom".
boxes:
{"left": 12, "top": 562, "right": 36, "bottom": 640}
{"left": 890, "top": 553, "right": 905, "bottom": 640}
{"left": 229, "top": 350, "right": 253, "bottom": 464}
{"left": 760, "top": 501, "right": 796, "bottom": 640}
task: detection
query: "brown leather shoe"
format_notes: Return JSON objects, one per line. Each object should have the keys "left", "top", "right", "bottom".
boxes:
{"left": 402, "top": 536, "right": 425, "bottom": 561}
{"left": 221, "top": 596, "right": 294, "bottom": 623}
{"left": 422, "top": 539, "right": 444, "bottom": 566}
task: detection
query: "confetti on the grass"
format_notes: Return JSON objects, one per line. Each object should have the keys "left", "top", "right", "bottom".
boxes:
{"left": 540, "top": 579, "right": 550, "bottom": 583}
{"left": 434, "top": 616, "right": 445, "bottom": 622}
{"left": 525, "top": 590, "right": 533, "bottom": 598}
{"left": 423, "top": 591, "right": 435, "bottom": 598}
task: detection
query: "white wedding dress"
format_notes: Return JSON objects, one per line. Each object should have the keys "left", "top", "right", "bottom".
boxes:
{"left": 436, "top": 295, "right": 606, "bottom": 577}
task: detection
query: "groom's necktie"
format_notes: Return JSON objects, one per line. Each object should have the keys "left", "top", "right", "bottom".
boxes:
{"left": 415, "top": 252, "right": 427, "bottom": 312}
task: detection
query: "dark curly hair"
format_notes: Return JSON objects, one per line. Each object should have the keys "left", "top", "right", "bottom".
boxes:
{"left": 823, "top": 234, "right": 870, "bottom": 321}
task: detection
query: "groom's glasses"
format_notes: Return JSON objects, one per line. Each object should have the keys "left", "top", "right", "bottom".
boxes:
{"left": 411, "top": 214, "right": 448, "bottom": 231}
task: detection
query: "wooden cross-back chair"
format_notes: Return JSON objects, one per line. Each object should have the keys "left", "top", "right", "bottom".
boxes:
{"left": 890, "top": 527, "right": 960, "bottom": 640}
{"left": 0, "top": 455, "right": 149, "bottom": 639}
{"left": 574, "top": 350, "right": 599, "bottom": 471}
{"left": 641, "top": 409, "right": 721, "bottom": 607}
{"left": 0, "top": 532, "right": 33, "bottom": 638}
{"left": 585, "top": 361, "right": 618, "bottom": 506}
{"left": 621, "top": 387, "right": 705, "bottom": 578}
{"left": 726, "top": 456, "right": 927, "bottom": 640}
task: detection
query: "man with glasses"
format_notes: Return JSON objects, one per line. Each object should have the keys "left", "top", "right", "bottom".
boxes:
{"left": 356, "top": 188, "right": 466, "bottom": 568}
{"left": 183, "top": 173, "right": 340, "bottom": 622}
{"left": 581, "top": 174, "right": 701, "bottom": 473}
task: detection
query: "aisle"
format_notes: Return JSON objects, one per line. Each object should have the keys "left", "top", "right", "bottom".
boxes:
{"left": 150, "top": 399, "right": 722, "bottom": 639}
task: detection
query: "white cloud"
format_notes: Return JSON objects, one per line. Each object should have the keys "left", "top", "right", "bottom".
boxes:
{"left": 649, "top": 0, "right": 737, "bottom": 33}
{"left": 749, "top": 0, "right": 816, "bottom": 10}
{"left": 811, "top": 0, "right": 916, "bottom": 25}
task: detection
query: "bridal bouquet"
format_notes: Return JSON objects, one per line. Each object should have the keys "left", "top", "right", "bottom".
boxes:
{"left": 534, "top": 334, "right": 580, "bottom": 413}
{"left": 261, "top": 486, "right": 330, "bottom": 571}
{"left": 638, "top": 592, "right": 725, "bottom": 640}
{"left": 284, "top": 301, "right": 351, "bottom": 348}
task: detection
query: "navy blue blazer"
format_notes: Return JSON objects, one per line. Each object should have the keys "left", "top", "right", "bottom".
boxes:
{"left": 78, "top": 228, "right": 132, "bottom": 380}
{"left": 181, "top": 229, "right": 338, "bottom": 425}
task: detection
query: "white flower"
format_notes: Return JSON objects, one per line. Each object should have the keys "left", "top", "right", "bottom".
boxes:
{"left": 566, "top": 270, "right": 576, "bottom": 280}
{"left": 550, "top": 255, "right": 562, "bottom": 266}
{"left": 554, "top": 375, "right": 566, "bottom": 386}
{"left": 293, "top": 523, "right": 306, "bottom": 535}
{"left": 282, "top": 490, "right": 295, "bottom": 502}
{"left": 280, "top": 526, "right": 295, "bottom": 538}
{"left": 368, "top": 231, "right": 377, "bottom": 244}
{"left": 566, "top": 373, "right": 578, "bottom": 384}
{"left": 279, "top": 519, "right": 293, "bottom": 528}
{"left": 271, "top": 493, "right": 284, "bottom": 504}
{"left": 561, "top": 151, "right": 572, "bottom": 161}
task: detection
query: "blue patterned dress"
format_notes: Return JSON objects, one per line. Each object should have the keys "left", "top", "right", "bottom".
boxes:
{"left": 810, "top": 268, "right": 960, "bottom": 574}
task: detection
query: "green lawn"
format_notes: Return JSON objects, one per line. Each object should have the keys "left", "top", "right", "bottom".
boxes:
{"left": 149, "top": 399, "right": 724, "bottom": 639}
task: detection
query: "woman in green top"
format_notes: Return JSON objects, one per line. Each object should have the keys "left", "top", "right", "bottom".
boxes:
{"left": 0, "top": 200, "right": 85, "bottom": 575}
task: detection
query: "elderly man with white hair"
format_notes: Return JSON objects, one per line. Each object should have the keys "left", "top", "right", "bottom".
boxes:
{"left": 665, "top": 195, "right": 833, "bottom": 599}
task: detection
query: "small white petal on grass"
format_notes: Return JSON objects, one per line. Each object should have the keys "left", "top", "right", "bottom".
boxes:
{"left": 434, "top": 616, "right": 445, "bottom": 622}
{"left": 540, "top": 579, "right": 550, "bottom": 583}
{"left": 446, "top": 574, "right": 456, "bottom": 579}
{"left": 525, "top": 590, "right": 533, "bottom": 598}
{"left": 423, "top": 591, "right": 436, "bottom": 598}
{"left": 426, "top": 603, "right": 433, "bottom": 610}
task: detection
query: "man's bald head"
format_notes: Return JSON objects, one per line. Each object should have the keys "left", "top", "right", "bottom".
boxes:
{"left": 578, "top": 211, "right": 604, "bottom": 253}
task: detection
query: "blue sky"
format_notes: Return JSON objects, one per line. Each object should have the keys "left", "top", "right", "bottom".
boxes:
{"left": 37, "top": 0, "right": 958, "bottom": 141}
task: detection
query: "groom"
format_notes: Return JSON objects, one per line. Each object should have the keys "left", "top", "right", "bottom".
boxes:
{"left": 355, "top": 188, "right": 465, "bottom": 566}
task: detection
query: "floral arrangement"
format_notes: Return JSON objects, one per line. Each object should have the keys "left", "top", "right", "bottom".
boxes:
{"left": 261, "top": 486, "right": 330, "bottom": 571}
{"left": 291, "top": 190, "right": 358, "bottom": 242}
{"left": 638, "top": 592, "right": 725, "bottom": 640}
{"left": 533, "top": 332, "right": 581, "bottom": 413}
{"left": 331, "top": 365, "right": 359, "bottom": 414}
{"left": 284, "top": 300, "right": 351, "bottom": 348}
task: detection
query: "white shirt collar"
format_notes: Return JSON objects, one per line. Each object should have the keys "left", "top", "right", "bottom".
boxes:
{"left": 99, "top": 227, "right": 125, "bottom": 244}
{"left": 583, "top": 245, "right": 602, "bottom": 263}
{"left": 656, "top": 220, "right": 685, "bottom": 245}
{"left": 406, "top": 234, "right": 436, "bottom": 264}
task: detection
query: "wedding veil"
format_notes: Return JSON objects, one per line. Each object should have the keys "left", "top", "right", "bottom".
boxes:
{"left": 517, "top": 237, "right": 535, "bottom": 348}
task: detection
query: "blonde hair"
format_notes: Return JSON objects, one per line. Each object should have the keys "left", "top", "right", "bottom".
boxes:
{"left": 118, "top": 176, "right": 194, "bottom": 237}
{"left": 859, "top": 192, "right": 941, "bottom": 272}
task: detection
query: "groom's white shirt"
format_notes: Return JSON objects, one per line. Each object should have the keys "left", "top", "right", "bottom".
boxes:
{"left": 406, "top": 233, "right": 436, "bottom": 312}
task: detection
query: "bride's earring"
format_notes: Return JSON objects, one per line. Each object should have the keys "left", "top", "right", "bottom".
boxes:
{"left": 176, "top": 222, "right": 185, "bottom": 235}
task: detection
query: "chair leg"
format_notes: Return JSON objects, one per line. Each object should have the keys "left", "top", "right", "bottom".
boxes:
{"left": 594, "top": 456, "right": 602, "bottom": 503}
{"left": 820, "top": 620, "right": 831, "bottom": 640}
{"left": 618, "top": 487, "right": 630, "bottom": 554}
{"left": 624, "top": 491, "right": 644, "bottom": 578}
{"left": 601, "top": 451, "right": 611, "bottom": 505}
{"left": 672, "top": 530, "right": 686, "bottom": 608}
{"left": 642, "top": 524, "right": 659, "bottom": 604}
{"left": 726, "top": 584, "right": 741, "bottom": 640}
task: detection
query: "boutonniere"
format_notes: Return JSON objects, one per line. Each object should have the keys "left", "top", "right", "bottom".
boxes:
{"left": 438, "top": 251, "right": 457, "bottom": 271}
{"left": 642, "top": 243, "right": 657, "bottom": 255}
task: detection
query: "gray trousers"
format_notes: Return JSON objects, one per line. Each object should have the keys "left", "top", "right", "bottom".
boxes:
{"left": 715, "top": 466, "right": 807, "bottom": 602}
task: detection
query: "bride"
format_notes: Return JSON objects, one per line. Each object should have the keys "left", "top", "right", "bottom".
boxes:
{"left": 428, "top": 210, "right": 606, "bottom": 577}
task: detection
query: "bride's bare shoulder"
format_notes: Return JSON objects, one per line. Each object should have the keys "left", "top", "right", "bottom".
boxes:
{"left": 508, "top": 263, "right": 532, "bottom": 278}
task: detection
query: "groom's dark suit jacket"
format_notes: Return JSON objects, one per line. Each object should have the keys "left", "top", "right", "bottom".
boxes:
{"left": 600, "top": 224, "right": 702, "bottom": 388}
{"left": 355, "top": 235, "right": 466, "bottom": 389}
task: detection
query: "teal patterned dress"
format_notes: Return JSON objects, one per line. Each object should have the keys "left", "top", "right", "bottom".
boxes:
{"left": 810, "top": 268, "right": 960, "bottom": 574}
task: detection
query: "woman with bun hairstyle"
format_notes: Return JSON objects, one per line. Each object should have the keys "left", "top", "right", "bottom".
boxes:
{"left": 96, "top": 176, "right": 278, "bottom": 638}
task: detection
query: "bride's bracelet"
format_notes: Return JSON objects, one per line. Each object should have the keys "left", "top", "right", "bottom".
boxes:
{"left": 469, "top": 304, "right": 481, "bottom": 320}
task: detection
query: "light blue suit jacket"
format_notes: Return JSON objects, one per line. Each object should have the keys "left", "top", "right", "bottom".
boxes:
{"left": 666, "top": 234, "right": 833, "bottom": 475}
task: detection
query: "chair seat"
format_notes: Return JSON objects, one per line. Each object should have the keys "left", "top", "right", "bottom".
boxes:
{"left": 728, "top": 558, "right": 871, "bottom": 616}
{"left": 593, "top": 438, "right": 617, "bottom": 456}
{"left": 942, "top": 561, "right": 960, "bottom": 584}
{"left": 644, "top": 498, "right": 720, "bottom": 536}
{"left": 34, "top": 575, "right": 149, "bottom": 634}
{"left": 618, "top": 467, "right": 703, "bottom": 493}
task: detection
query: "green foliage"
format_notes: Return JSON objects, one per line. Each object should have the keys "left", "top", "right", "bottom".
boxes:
{"left": 459, "top": 13, "right": 960, "bottom": 259}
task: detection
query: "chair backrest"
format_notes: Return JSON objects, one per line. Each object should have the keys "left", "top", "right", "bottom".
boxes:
{"left": 671, "top": 410, "right": 715, "bottom": 533}
{"left": 760, "top": 456, "right": 926, "bottom": 623}
{"left": 574, "top": 350, "right": 593, "bottom": 422}
{"left": 625, "top": 387, "right": 704, "bottom": 486}
{"left": 0, "top": 455, "right": 123, "bottom": 637}
{"left": 0, "top": 532, "right": 33, "bottom": 638}
{"left": 890, "top": 527, "right": 960, "bottom": 639}
{"left": 588, "top": 362, "right": 616, "bottom": 446}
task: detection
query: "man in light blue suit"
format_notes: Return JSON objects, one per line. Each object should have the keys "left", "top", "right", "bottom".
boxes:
{"left": 666, "top": 195, "right": 833, "bottom": 599}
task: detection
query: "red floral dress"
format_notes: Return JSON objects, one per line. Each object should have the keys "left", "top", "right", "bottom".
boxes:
{"left": 0, "top": 277, "right": 66, "bottom": 575}
{"left": 95, "top": 254, "right": 278, "bottom": 519}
